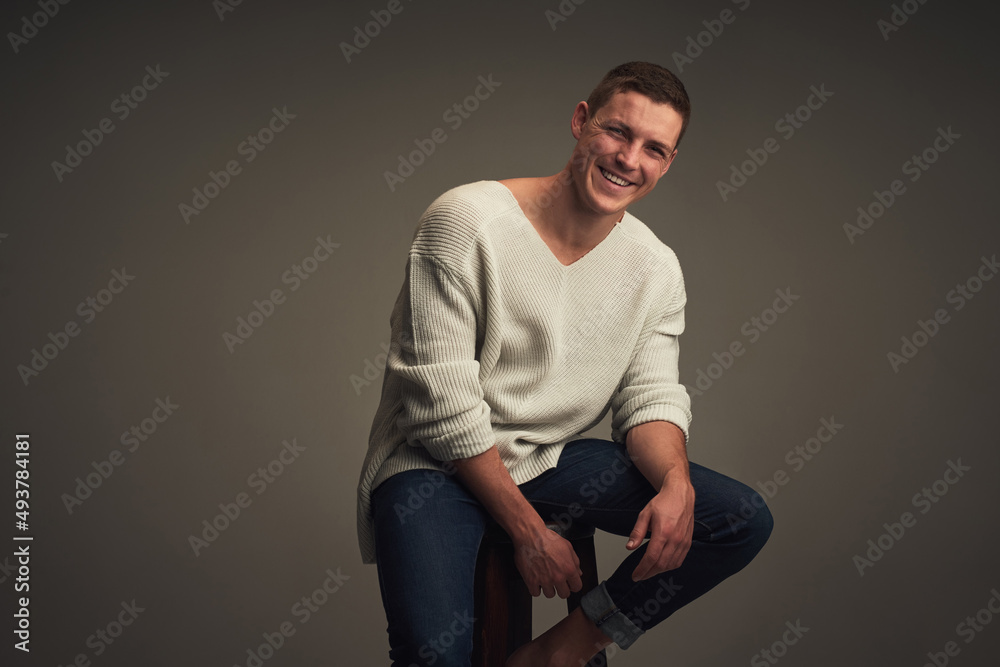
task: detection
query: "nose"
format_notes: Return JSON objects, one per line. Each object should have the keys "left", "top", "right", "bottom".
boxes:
{"left": 615, "top": 140, "right": 641, "bottom": 173}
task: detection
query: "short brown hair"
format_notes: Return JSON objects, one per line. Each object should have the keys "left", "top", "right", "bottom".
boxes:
{"left": 585, "top": 61, "right": 692, "bottom": 149}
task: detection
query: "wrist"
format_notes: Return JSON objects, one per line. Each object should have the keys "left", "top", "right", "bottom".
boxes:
{"left": 658, "top": 468, "right": 693, "bottom": 495}
{"left": 504, "top": 511, "right": 548, "bottom": 544}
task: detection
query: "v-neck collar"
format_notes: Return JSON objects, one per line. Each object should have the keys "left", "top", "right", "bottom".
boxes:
{"left": 492, "top": 180, "right": 624, "bottom": 270}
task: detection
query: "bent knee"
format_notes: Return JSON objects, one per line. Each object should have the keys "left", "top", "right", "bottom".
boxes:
{"left": 715, "top": 484, "right": 774, "bottom": 545}
{"left": 751, "top": 495, "right": 775, "bottom": 545}
{"left": 735, "top": 489, "right": 774, "bottom": 552}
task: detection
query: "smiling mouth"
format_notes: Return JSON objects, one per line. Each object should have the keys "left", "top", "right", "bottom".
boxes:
{"left": 599, "top": 167, "right": 634, "bottom": 187}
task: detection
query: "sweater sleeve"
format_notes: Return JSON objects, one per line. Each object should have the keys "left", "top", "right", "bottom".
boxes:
{"left": 610, "top": 264, "right": 692, "bottom": 446}
{"left": 386, "top": 250, "right": 496, "bottom": 462}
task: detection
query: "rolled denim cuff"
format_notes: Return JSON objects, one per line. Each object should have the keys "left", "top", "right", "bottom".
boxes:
{"left": 580, "top": 581, "right": 644, "bottom": 650}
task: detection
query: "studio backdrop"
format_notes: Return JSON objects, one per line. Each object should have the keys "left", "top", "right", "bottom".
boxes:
{"left": 2, "top": 0, "right": 998, "bottom": 665}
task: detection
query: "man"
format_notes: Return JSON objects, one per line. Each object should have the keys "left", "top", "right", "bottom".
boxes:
{"left": 356, "top": 61, "right": 773, "bottom": 667}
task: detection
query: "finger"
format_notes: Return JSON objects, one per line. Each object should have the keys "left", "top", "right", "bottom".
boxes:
{"left": 654, "top": 533, "right": 691, "bottom": 574}
{"left": 542, "top": 583, "right": 556, "bottom": 599}
{"left": 632, "top": 535, "right": 667, "bottom": 581}
{"left": 658, "top": 543, "right": 682, "bottom": 574}
{"left": 667, "top": 538, "right": 692, "bottom": 571}
{"left": 556, "top": 580, "right": 570, "bottom": 599}
{"left": 627, "top": 511, "right": 650, "bottom": 550}
{"left": 632, "top": 555, "right": 652, "bottom": 581}
{"left": 569, "top": 570, "right": 584, "bottom": 593}
{"left": 659, "top": 526, "right": 692, "bottom": 569}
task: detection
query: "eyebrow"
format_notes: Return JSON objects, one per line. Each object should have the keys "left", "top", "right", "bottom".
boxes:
{"left": 608, "top": 120, "right": 674, "bottom": 154}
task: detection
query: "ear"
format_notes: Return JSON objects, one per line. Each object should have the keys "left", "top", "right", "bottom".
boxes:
{"left": 660, "top": 149, "right": 677, "bottom": 176}
{"left": 570, "top": 101, "right": 589, "bottom": 140}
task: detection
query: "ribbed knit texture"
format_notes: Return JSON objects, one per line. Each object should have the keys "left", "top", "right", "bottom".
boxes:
{"left": 356, "top": 180, "right": 692, "bottom": 564}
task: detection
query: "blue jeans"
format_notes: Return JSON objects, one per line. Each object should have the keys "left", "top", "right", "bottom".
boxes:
{"left": 370, "top": 438, "right": 773, "bottom": 666}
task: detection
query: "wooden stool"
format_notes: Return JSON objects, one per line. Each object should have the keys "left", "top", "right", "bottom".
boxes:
{"left": 471, "top": 520, "right": 608, "bottom": 667}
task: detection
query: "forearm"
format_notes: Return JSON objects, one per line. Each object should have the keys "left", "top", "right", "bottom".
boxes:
{"left": 625, "top": 420, "right": 696, "bottom": 578}
{"left": 450, "top": 445, "right": 547, "bottom": 542}
{"left": 625, "top": 420, "right": 691, "bottom": 492}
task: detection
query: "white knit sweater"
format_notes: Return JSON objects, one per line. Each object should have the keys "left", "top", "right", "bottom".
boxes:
{"left": 356, "top": 180, "right": 692, "bottom": 564}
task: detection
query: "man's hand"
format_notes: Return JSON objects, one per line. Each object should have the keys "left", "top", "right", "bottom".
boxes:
{"left": 627, "top": 474, "right": 695, "bottom": 581}
{"left": 449, "top": 446, "right": 583, "bottom": 599}
{"left": 513, "top": 526, "right": 583, "bottom": 599}
{"left": 623, "top": 420, "right": 694, "bottom": 580}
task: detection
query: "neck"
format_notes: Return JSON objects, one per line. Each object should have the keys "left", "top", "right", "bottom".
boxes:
{"left": 532, "top": 168, "right": 622, "bottom": 248}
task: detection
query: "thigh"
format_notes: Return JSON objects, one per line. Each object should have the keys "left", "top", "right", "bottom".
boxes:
{"left": 518, "top": 438, "right": 657, "bottom": 537}
{"left": 371, "top": 468, "right": 487, "bottom": 667}
{"left": 518, "top": 438, "right": 766, "bottom": 541}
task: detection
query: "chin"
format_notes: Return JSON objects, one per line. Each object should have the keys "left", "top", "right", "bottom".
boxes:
{"left": 589, "top": 176, "right": 637, "bottom": 212}
{"left": 591, "top": 197, "right": 628, "bottom": 218}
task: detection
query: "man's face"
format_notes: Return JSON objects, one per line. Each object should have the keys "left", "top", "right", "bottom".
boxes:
{"left": 568, "top": 90, "right": 683, "bottom": 219}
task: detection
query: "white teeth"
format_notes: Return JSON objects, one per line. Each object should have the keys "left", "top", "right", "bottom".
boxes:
{"left": 600, "top": 168, "right": 631, "bottom": 187}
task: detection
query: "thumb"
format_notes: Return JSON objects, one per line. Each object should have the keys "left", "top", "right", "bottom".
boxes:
{"left": 627, "top": 512, "right": 648, "bottom": 550}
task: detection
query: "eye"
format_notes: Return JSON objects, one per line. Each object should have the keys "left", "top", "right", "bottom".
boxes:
{"left": 609, "top": 126, "right": 625, "bottom": 136}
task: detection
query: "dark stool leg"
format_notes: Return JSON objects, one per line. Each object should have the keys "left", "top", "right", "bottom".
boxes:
{"left": 568, "top": 535, "right": 608, "bottom": 667}
{"left": 474, "top": 526, "right": 608, "bottom": 667}
{"left": 473, "top": 537, "right": 531, "bottom": 667}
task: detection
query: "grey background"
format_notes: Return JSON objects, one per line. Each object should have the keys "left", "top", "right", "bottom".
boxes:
{"left": 2, "top": 0, "right": 999, "bottom": 665}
